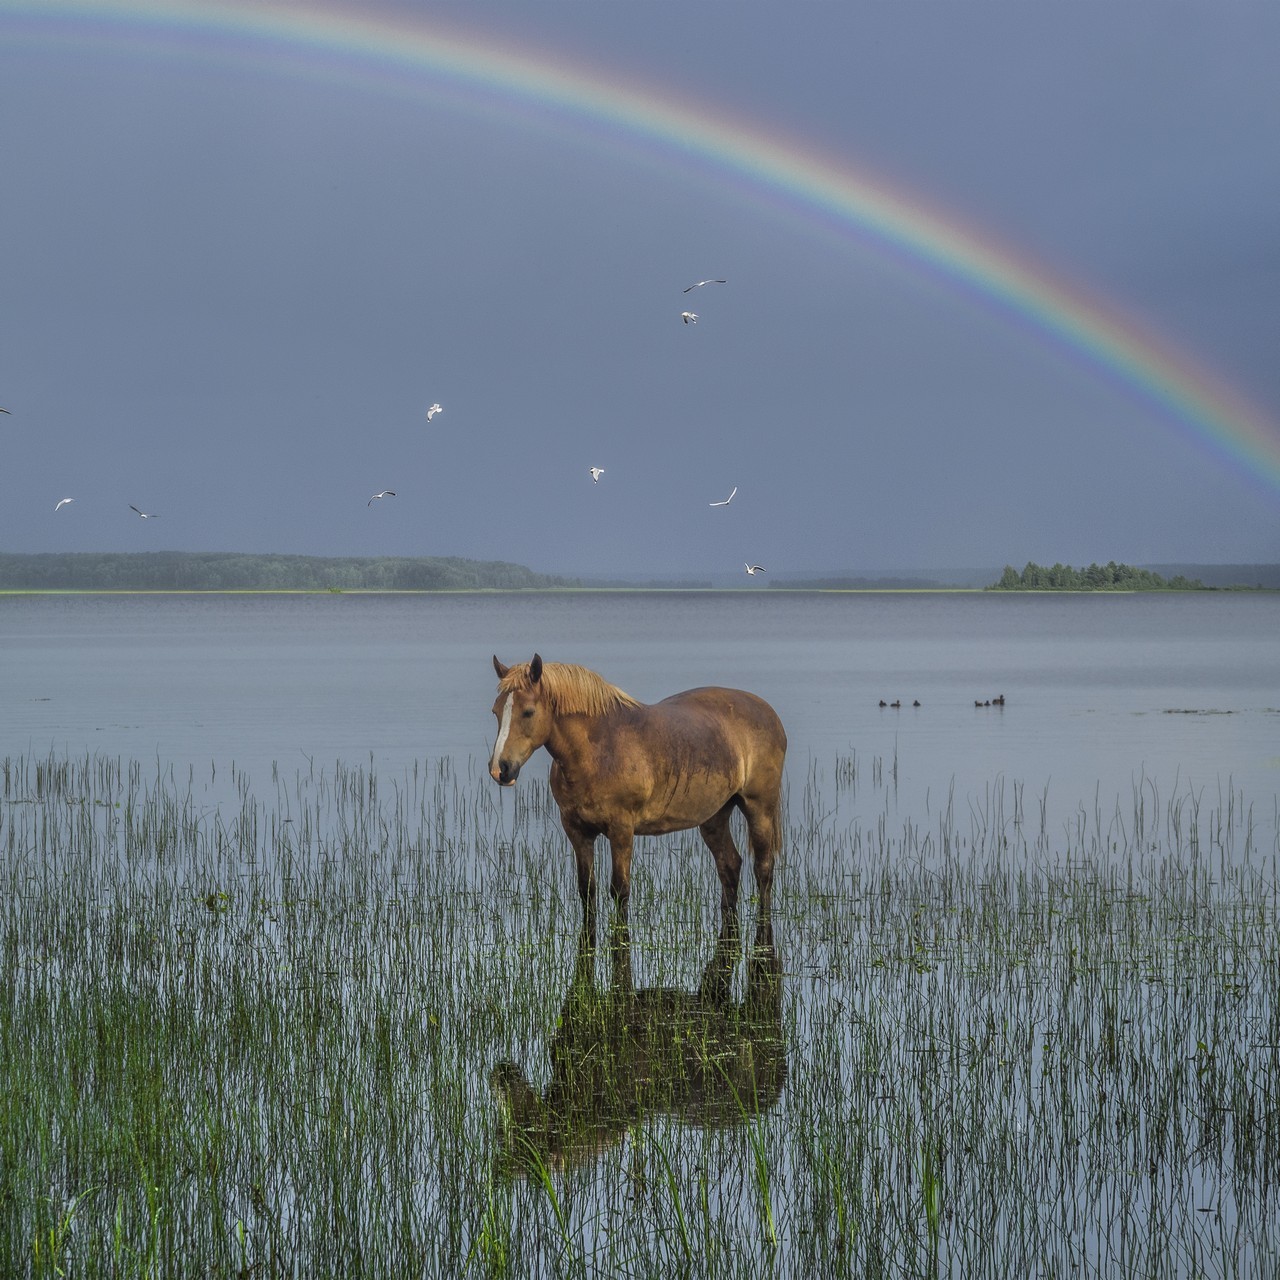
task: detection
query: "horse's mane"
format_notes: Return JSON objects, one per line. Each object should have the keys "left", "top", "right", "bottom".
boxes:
{"left": 498, "top": 662, "right": 641, "bottom": 717}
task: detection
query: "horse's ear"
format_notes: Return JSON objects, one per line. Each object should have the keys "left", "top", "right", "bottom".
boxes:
{"left": 493, "top": 655, "right": 509, "bottom": 679}
{"left": 529, "top": 653, "right": 543, "bottom": 683}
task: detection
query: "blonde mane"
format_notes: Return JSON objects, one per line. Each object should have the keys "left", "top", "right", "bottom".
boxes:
{"left": 498, "top": 661, "right": 641, "bottom": 717}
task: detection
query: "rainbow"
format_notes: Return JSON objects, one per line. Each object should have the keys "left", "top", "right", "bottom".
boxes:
{"left": 7, "top": 0, "right": 1280, "bottom": 496}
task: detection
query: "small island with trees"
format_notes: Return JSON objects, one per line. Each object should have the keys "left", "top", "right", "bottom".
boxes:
{"left": 988, "top": 561, "right": 1208, "bottom": 591}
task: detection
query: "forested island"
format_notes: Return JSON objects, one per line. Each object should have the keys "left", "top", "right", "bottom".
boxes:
{"left": 0, "top": 551, "right": 579, "bottom": 592}
{"left": 988, "top": 561, "right": 1208, "bottom": 591}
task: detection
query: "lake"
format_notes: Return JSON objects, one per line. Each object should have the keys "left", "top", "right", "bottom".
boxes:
{"left": 2, "top": 589, "right": 1277, "bottom": 852}
{"left": 4, "top": 589, "right": 1278, "bottom": 1276}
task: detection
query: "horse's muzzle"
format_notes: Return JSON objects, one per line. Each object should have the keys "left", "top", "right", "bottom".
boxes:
{"left": 492, "top": 759, "right": 521, "bottom": 787}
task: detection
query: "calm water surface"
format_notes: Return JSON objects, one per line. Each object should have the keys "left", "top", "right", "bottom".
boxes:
{"left": 4, "top": 590, "right": 1279, "bottom": 1275}
{"left": 3, "top": 590, "right": 1277, "bottom": 846}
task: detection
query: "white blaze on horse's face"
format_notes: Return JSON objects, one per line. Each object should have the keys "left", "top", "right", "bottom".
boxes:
{"left": 489, "top": 664, "right": 551, "bottom": 786}
{"left": 489, "top": 693, "right": 516, "bottom": 783}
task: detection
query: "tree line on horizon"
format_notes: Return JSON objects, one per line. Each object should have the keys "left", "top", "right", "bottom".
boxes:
{"left": 0, "top": 551, "right": 579, "bottom": 592}
{"left": 988, "top": 561, "right": 1208, "bottom": 591}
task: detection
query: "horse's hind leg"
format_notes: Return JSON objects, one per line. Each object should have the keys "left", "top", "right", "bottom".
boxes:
{"left": 740, "top": 792, "right": 782, "bottom": 919}
{"left": 699, "top": 802, "right": 743, "bottom": 920}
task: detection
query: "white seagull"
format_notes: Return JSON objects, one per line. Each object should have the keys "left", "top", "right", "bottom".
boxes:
{"left": 426, "top": 403, "right": 443, "bottom": 421}
{"left": 683, "top": 278, "right": 726, "bottom": 293}
{"left": 589, "top": 467, "right": 605, "bottom": 483}
{"left": 681, "top": 311, "right": 698, "bottom": 325}
{"left": 129, "top": 504, "right": 156, "bottom": 519}
{"left": 709, "top": 486, "right": 737, "bottom": 508}
{"left": 54, "top": 497, "right": 75, "bottom": 512}
{"left": 744, "top": 563, "right": 766, "bottom": 576}
{"left": 368, "top": 490, "right": 396, "bottom": 506}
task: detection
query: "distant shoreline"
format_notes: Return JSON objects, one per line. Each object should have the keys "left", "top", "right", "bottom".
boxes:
{"left": 0, "top": 585, "right": 987, "bottom": 596}
{"left": 1, "top": 550, "right": 1276, "bottom": 593}
{"left": 5, "top": 585, "right": 1275, "bottom": 599}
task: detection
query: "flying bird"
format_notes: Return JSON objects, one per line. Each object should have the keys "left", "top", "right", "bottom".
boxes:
{"left": 129, "top": 505, "right": 156, "bottom": 519}
{"left": 681, "top": 312, "right": 698, "bottom": 325}
{"left": 54, "top": 497, "right": 74, "bottom": 512}
{"left": 683, "top": 279, "right": 726, "bottom": 293}
{"left": 0, "top": 407, "right": 10, "bottom": 414}
{"left": 589, "top": 467, "right": 604, "bottom": 483}
{"left": 744, "top": 563, "right": 766, "bottom": 576}
{"left": 709, "top": 486, "right": 737, "bottom": 507}
{"left": 368, "top": 490, "right": 396, "bottom": 506}
{"left": 426, "top": 403, "right": 442, "bottom": 421}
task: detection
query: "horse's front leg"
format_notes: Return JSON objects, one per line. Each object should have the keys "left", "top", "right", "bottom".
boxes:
{"left": 560, "top": 815, "right": 600, "bottom": 943}
{"left": 604, "top": 827, "right": 635, "bottom": 925}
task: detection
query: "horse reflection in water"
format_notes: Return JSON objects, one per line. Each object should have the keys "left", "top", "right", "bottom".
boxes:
{"left": 490, "top": 919, "right": 786, "bottom": 1178}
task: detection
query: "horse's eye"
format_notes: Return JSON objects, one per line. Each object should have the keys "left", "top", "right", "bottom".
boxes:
{"left": 522, "top": 708, "right": 535, "bottom": 719}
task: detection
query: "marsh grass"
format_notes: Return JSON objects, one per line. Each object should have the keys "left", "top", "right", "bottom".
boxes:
{"left": 1, "top": 750, "right": 1277, "bottom": 1277}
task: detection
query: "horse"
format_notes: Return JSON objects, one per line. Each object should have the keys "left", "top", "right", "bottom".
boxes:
{"left": 489, "top": 654, "right": 786, "bottom": 938}
{"left": 490, "top": 917, "right": 786, "bottom": 1178}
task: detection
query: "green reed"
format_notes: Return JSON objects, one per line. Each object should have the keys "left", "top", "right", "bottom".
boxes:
{"left": 1, "top": 749, "right": 1277, "bottom": 1278}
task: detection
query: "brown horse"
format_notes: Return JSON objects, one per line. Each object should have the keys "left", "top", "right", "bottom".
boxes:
{"left": 489, "top": 654, "right": 786, "bottom": 936}
{"left": 490, "top": 918, "right": 786, "bottom": 1178}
